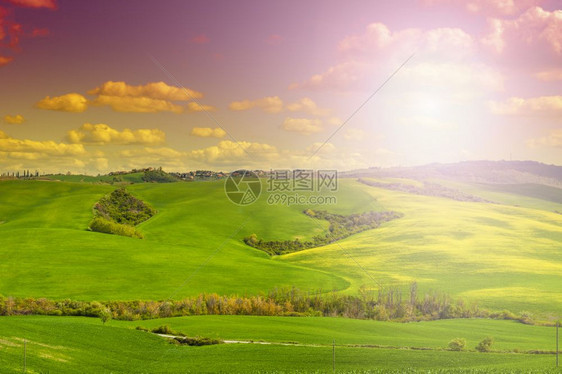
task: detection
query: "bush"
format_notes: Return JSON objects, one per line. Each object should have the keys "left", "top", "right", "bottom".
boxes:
{"left": 151, "top": 325, "right": 175, "bottom": 335}
{"left": 89, "top": 217, "right": 143, "bottom": 239}
{"left": 448, "top": 338, "right": 466, "bottom": 351}
{"left": 173, "top": 336, "right": 223, "bottom": 346}
{"left": 476, "top": 336, "right": 494, "bottom": 352}
{"left": 94, "top": 188, "right": 156, "bottom": 225}
{"left": 100, "top": 308, "right": 112, "bottom": 325}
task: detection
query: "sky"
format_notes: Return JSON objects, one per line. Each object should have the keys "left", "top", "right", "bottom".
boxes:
{"left": 0, "top": 0, "right": 561, "bottom": 174}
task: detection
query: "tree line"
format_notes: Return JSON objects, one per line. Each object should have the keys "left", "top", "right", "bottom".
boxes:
{"left": 244, "top": 209, "right": 403, "bottom": 255}
{"left": 0, "top": 285, "right": 544, "bottom": 325}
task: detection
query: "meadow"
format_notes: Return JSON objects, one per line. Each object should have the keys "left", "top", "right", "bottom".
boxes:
{"left": 0, "top": 315, "right": 560, "bottom": 373}
{"left": 0, "top": 175, "right": 561, "bottom": 372}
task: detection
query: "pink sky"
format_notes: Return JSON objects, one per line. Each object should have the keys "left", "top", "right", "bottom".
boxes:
{"left": 0, "top": 0, "right": 561, "bottom": 173}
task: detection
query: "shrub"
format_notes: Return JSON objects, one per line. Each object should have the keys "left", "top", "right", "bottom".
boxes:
{"left": 448, "top": 338, "right": 466, "bottom": 351}
{"left": 89, "top": 217, "right": 143, "bottom": 239}
{"left": 94, "top": 188, "right": 156, "bottom": 225}
{"left": 100, "top": 308, "right": 112, "bottom": 325}
{"left": 151, "top": 325, "right": 174, "bottom": 335}
{"left": 173, "top": 336, "right": 223, "bottom": 346}
{"left": 476, "top": 336, "right": 494, "bottom": 352}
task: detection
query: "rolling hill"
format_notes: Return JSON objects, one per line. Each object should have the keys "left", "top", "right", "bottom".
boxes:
{"left": 1, "top": 160, "right": 561, "bottom": 372}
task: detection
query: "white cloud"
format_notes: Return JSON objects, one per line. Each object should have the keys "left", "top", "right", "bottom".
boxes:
{"left": 527, "top": 129, "right": 562, "bottom": 148}
{"left": 343, "top": 128, "right": 366, "bottom": 140}
{"left": 291, "top": 23, "right": 479, "bottom": 92}
{"left": 420, "top": 0, "right": 545, "bottom": 16}
{"left": 489, "top": 96, "right": 562, "bottom": 116}
{"left": 481, "top": 7, "right": 562, "bottom": 71}
{"left": 535, "top": 68, "right": 562, "bottom": 81}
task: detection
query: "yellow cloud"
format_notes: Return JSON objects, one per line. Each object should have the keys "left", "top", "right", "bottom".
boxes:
{"left": 36, "top": 93, "right": 88, "bottom": 112}
{"left": 286, "top": 97, "right": 330, "bottom": 116}
{"left": 0, "top": 130, "right": 86, "bottom": 156}
{"left": 92, "top": 95, "right": 184, "bottom": 113}
{"left": 281, "top": 117, "right": 323, "bottom": 135}
{"left": 189, "top": 140, "right": 278, "bottom": 164}
{"left": 120, "top": 147, "right": 185, "bottom": 158}
{"left": 66, "top": 123, "right": 166, "bottom": 145}
{"left": 186, "top": 102, "right": 216, "bottom": 112}
{"left": 88, "top": 81, "right": 202, "bottom": 101}
{"left": 229, "top": 96, "right": 283, "bottom": 113}
{"left": 35, "top": 81, "right": 209, "bottom": 114}
{"left": 86, "top": 81, "right": 207, "bottom": 113}
{"left": 190, "top": 127, "right": 226, "bottom": 138}
{"left": 343, "top": 128, "right": 366, "bottom": 140}
{"left": 3, "top": 114, "right": 25, "bottom": 124}
{"left": 306, "top": 142, "right": 335, "bottom": 154}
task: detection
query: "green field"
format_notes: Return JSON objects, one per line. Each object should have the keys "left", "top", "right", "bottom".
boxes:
{"left": 0, "top": 176, "right": 561, "bottom": 372}
{"left": 0, "top": 316, "right": 560, "bottom": 373}
{"left": 1, "top": 178, "right": 561, "bottom": 313}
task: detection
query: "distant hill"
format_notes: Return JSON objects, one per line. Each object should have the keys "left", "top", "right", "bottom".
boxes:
{"left": 344, "top": 160, "right": 562, "bottom": 188}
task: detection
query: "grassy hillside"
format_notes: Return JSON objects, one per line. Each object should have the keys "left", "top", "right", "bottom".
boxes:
{"left": 0, "top": 180, "right": 353, "bottom": 300}
{"left": 278, "top": 179, "right": 562, "bottom": 317}
{"left": 0, "top": 316, "right": 559, "bottom": 373}
{"left": 124, "top": 315, "right": 558, "bottom": 352}
{"left": 1, "top": 178, "right": 561, "bottom": 318}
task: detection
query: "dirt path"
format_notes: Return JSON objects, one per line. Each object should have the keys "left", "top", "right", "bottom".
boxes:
{"left": 156, "top": 334, "right": 322, "bottom": 347}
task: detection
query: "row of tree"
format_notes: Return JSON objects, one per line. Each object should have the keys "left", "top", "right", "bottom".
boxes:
{"left": 0, "top": 285, "right": 541, "bottom": 325}
{"left": 244, "top": 209, "right": 403, "bottom": 255}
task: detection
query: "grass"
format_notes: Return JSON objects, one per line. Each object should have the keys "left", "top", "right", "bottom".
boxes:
{"left": 1, "top": 178, "right": 562, "bottom": 318}
{"left": 122, "top": 315, "right": 559, "bottom": 352}
{"left": 277, "top": 179, "right": 562, "bottom": 317}
{"left": 0, "top": 316, "right": 560, "bottom": 373}
{"left": 1, "top": 177, "right": 562, "bottom": 372}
